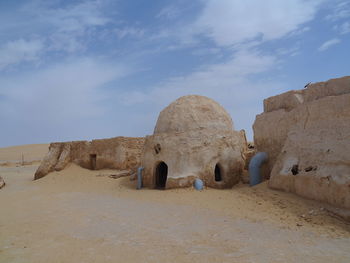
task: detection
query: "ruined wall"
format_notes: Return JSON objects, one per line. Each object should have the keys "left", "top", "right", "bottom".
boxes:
{"left": 34, "top": 137, "right": 145, "bottom": 180}
{"left": 253, "top": 76, "right": 350, "bottom": 209}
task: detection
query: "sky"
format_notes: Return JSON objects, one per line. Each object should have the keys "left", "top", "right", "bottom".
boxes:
{"left": 0, "top": 0, "right": 349, "bottom": 147}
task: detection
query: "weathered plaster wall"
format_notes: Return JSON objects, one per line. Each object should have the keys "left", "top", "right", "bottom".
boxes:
{"left": 141, "top": 95, "right": 248, "bottom": 189}
{"left": 253, "top": 76, "right": 350, "bottom": 208}
{"left": 34, "top": 137, "right": 145, "bottom": 180}
{"left": 142, "top": 129, "right": 247, "bottom": 189}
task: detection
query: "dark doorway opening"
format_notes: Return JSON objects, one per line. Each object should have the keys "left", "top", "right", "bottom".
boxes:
{"left": 90, "top": 154, "right": 97, "bottom": 170}
{"left": 291, "top": 164, "right": 299, "bottom": 175}
{"left": 155, "top": 162, "right": 168, "bottom": 189}
{"left": 215, "top": 164, "right": 222, "bottom": 182}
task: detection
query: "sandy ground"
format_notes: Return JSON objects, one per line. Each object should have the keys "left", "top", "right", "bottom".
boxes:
{"left": 0, "top": 145, "right": 350, "bottom": 263}
{"left": 0, "top": 144, "right": 48, "bottom": 165}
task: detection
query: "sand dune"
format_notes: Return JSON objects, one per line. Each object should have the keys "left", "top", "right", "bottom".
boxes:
{"left": 0, "top": 144, "right": 349, "bottom": 263}
{"left": 0, "top": 144, "right": 49, "bottom": 165}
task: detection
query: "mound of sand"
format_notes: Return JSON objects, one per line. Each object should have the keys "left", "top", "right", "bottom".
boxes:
{"left": 0, "top": 144, "right": 49, "bottom": 166}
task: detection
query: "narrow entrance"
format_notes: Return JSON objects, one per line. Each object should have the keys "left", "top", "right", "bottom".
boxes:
{"left": 90, "top": 154, "right": 97, "bottom": 170}
{"left": 215, "top": 163, "right": 222, "bottom": 182}
{"left": 155, "top": 161, "right": 168, "bottom": 189}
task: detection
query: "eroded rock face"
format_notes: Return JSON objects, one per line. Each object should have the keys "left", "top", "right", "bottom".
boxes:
{"left": 142, "top": 95, "right": 247, "bottom": 189}
{"left": 34, "top": 137, "right": 145, "bottom": 180}
{"left": 34, "top": 143, "right": 63, "bottom": 180}
{"left": 253, "top": 76, "right": 350, "bottom": 209}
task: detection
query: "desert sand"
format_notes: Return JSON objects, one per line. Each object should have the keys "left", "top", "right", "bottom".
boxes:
{"left": 1, "top": 144, "right": 350, "bottom": 263}
{"left": 0, "top": 144, "right": 49, "bottom": 166}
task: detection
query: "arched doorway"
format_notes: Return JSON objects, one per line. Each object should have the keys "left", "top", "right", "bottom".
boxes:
{"left": 215, "top": 163, "right": 222, "bottom": 182}
{"left": 155, "top": 162, "right": 168, "bottom": 189}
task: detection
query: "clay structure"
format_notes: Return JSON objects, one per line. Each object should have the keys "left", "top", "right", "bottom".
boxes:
{"left": 253, "top": 76, "right": 350, "bottom": 209}
{"left": 34, "top": 137, "right": 145, "bottom": 180}
{"left": 141, "top": 95, "right": 248, "bottom": 189}
{"left": 34, "top": 76, "right": 350, "bottom": 210}
{"left": 34, "top": 95, "right": 248, "bottom": 189}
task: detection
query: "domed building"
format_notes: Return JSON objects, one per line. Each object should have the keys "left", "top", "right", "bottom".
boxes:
{"left": 141, "top": 95, "right": 248, "bottom": 189}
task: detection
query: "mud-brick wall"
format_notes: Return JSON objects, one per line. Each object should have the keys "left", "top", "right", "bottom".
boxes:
{"left": 34, "top": 137, "right": 145, "bottom": 180}
{"left": 253, "top": 76, "right": 350, "bottom": 209}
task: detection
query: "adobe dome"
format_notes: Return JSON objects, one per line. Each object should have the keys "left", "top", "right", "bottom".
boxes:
{"left": 154, "top": 95, "right": 234, "bottom": 134}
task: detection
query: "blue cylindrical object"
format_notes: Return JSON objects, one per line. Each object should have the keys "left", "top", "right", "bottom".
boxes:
{"left": 194, "top": 178, "right": 204, "bottom": 190}
{"left": 137, "top": 167, "right": 144, "bottom": 190}
{"left": 249, "top": 152, "right": 268, "bottom": 186}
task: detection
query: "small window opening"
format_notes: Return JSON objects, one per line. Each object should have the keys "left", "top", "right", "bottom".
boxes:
{"left": 305, "top": 166, "right": 312, "bottom": 172}
{"left": 155, "top": 161, "right": 168, "bottom": 189}
{"left": 215, "top": 164, "right": 222, "bottom": 182}
{"left": 90, "top": 154, "right": 97, "bottom": 170}
{"left": 305, "top": 166, "right": 317, "bottom": 172}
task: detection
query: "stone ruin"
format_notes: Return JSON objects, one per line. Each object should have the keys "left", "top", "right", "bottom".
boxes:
{"left": 35, "top": 76, "right": 350, "bottom": 210}
{"left": 253, "top": 76, "right": 350, "bottom": 209}
{"left": 34, "top": 137, "right": 145, "bottom": 180}
{"left": 35, "top": 95, "right": 248, "bottom": 189}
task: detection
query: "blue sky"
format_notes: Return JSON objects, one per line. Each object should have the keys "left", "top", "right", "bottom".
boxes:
{"left": 0, "top": 0, "right": 349, "bottom": 147}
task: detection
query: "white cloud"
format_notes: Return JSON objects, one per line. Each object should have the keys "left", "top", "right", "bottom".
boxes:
{"left": 152, "top": 0, "right": 325, "bottom": 51}
{"left": 0, "top": 39, "right": 44, "bottom": 70}
{"left": 277, "top": 45, "right": 300, "bottom": 57}
{"left": 288, "top": 26, "right": 311, "bottom": 37}
{"left": 41, "top": 1, "right": 110, "bottom": 52}
{"left": 32, "top": 1, "right": 110, "bottom": 32}
{"left": 49, "top": 32, "right": 86, "bottom": 53}
{"left": 191, "top": 47, "right": 221, "bottom": 56}
{"left": 339, "top": 21, "right": 350, "bottom": 34}
{"left": 326, "top": 1, "right": 350, "bottom": 21}
{"left": 0, "top": 1, "right": 114, "bottom": 68}
{"left": 333, "top": 21, "right": 350, "bottom": 34}
{"left": 1, "top": 58, "right": 126, "bottom": 120}
{"left": 115, "top": 27, "right": 145, "bottom": 39}
{"left": 0, "top": 0, "right": 337, "bottom": 145}
{"left": 156, "top": 5, "right": 181, "bottom": 20}
{"left": 318, "top": 38, "right": 341, "bottom": 51}
{"left": 3, "top": 0, "right": 112, "bottom": 55}
{"left": 117, "top": 50, "right": 283, "bottom": 139}
{"left": 194, "top": 0, "right": 324, "bottom": 46}
{"left": 120, "top": 50, "right": 278, "bottom": 102}
{"left": 0, "top": 58, "right": 128, "bottom": 144}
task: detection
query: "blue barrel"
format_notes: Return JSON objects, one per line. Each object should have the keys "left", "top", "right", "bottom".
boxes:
{"left": 194, "top": 178, "right": 204, "bottom": 190}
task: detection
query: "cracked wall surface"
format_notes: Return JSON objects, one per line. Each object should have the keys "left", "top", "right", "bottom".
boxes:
{"left": 253, "top": 76, "right": 350, "bottom": 209}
